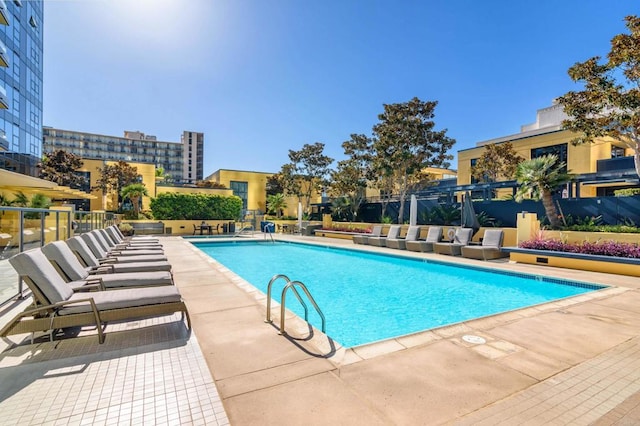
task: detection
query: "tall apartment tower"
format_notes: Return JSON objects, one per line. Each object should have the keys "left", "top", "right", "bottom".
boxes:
{"left": 181, "top": 131, "right": 203, "bottom": 184}
{"left": 0, "top": 0, "right": 44, "bottom": 176}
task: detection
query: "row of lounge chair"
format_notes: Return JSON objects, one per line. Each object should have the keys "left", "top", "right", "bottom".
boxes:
{"left": 353, "top": 225, "right": 508, "bottom": 260}
{"left": 0, "top": 225, "right": 190, "bottom": 344}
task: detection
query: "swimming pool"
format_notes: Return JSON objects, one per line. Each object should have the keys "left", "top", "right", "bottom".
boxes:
{"left": 194, "top": 241, "right": 604, "bottom": 347}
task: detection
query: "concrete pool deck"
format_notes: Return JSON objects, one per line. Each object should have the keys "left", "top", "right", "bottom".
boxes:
{"left": 2, "top": 234, "right": 640, "bottom": 424}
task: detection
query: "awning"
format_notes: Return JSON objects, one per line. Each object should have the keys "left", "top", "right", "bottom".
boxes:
{"left": 580, "top": 178, "right": 640, "bottom": 187}
{"left": 0, "top": 169, "right": 96, "bottom": 200}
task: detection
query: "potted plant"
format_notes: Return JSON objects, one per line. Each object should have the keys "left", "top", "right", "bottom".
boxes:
{"left": 118, "top": 223, "right": 134, "bottom": 236}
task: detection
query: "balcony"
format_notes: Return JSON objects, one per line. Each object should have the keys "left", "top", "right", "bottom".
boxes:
{"left": 0, "top": 39, "right": 9, "bottom": 67}
{"left": 597, "top": 156, "right": 635, "bottom": 173}
{"left": 0, "top": 0, "right": 9, "bottom": 26}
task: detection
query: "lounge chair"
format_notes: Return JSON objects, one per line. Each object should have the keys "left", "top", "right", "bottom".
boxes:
{"left": 433, "top": 228, "right": 474, "bottom": 256}
{"left": 105, "top": 226, "right": 159, "bottom": 245}
{"left": 386, "top": 226, "right": 421, "bottom": 250}
{"left": 97, "top": 229, "right": 162, "bottom": 251}
{"left": 352, "top": 225, "right": 382, "bottom": 245}
{"left": 461, "top": 229, "right": 508, "bottom": 260}
{"left": 368, "top": 225, "right": 401, "bottom": 247}
{"left": 406, "top": 226, "right": 443, "bottom": 252}
{"left": 67, "top": 236, "right": 172, "bottom": 272}
{"left": 42, "top": 242, "right": 173, "bottom": 288}
{"left": 1, "top": 250, "right": 190, "bottom": 344}
{"left": 81, "top": 233, "right": 165, "bottom": 260}
{"left": 110, "top": 225, "right": 159, "bottom": 243}
{"left": 94, "top": 229, "right": 162, "bottom": 250}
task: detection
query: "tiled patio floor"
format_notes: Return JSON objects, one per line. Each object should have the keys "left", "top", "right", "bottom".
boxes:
{"left": 1, "top": 234, "right": 640, "bottom": 425}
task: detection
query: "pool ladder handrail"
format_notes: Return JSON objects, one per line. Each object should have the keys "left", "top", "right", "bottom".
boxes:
{"left": 265, "top": 274, "right": 326, "bottom": 334}
{"left": 263, "top": 222, "right": 275, "bottom": 243}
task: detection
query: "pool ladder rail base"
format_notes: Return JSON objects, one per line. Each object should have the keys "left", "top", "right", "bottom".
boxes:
{"left": 265, "top": 274, "right": 326, "bottom": 335}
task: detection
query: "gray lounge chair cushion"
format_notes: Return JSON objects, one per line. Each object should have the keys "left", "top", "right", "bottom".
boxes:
{"left": 433, "top": 228, "right": 474, "bottom": 256}
{"left": 9, "top": 249, "right": 74, "bottom": 304}
{"left": 101, "top": 228, "right": 162, "bottom": 249}
{"left": 68, "top": 236, "right": 168, "bottom": 268}
{"left": 353, "top": 225, "right": 382, "bottom": 245}
{"left": 480, "top": 229, "right": 504, "bottom": 247}
{"left": 406, "top": 226, "right": 442, "bottom": 252}
{"left": 92, "top": 230, "right": 162, "bottom": 253}
{"left": 79, "top": 233, "right": 110, "bottom": 259}
{"left": 368, "top": 225, "right": 401, "bottom": 247}
{"left": 67, "top": 270, "right": 172, "bottom": 289}
{"left": 111, "top": 261, "right": 172, "bottom": 273}
{"left": 42, "top": 241, "right": 91, "bottom": 281}
{"left": 60, "top": 285, "right": 182, "bottom": 315}
{"left": 386, "top": 226, "right": 421, "bottom": 249}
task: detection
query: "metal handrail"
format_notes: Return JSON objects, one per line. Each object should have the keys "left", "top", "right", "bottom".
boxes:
{"left": 233, "top": 224, "right": 253, "bottom": 237}
{"left": 280, "top": 280, "right": 326, "bottom": 334}
{"left": 263, "top": 222, "right": 275, "bottom": 243}
{"left": 265, "top": 274, "right": 308, "bottom": 325}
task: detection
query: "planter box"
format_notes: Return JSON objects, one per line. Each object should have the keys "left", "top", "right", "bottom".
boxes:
{"left": 504, "top": 247, "right": 640, "bottom": 277}
{"left": 313, "top": 230, "right": 364, "bottom": 240}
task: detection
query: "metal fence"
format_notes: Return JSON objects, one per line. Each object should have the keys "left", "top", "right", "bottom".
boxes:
{"left": 0, "top": 207, "right": 117, "bottom": 306}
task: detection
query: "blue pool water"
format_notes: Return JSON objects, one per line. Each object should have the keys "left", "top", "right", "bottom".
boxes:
{"left": 194, "top": 241, "right": 603, "bottom": 347}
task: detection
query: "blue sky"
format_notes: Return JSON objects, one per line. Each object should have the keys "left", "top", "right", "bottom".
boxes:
{"left": 43, "top": 0, "right": 639, "bottom": 177}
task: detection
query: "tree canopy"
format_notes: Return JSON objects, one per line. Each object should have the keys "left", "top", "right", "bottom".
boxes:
{"left": 514, "top": 154, "right": 573, "bottom": 228}
{"left": 329, "top": 134, "right": 373, "bottom": 221}
{"left": 38, "top": 150, "right": 86, "bottom": 188}
{"left": 557, "top": 15, "right": 640, "bottom": 177}
{"left": 471, "top": 142, "right": 524, "bottom": 183}
{"left": 279, "top": 142, "right": 333, "bottom": 213}
{"left": 94, "top": 161, "right": 140, "bottom": 211}
{"left": 372, "top": 97, "right": 455, "bottom": 223}
{"left": 121, "top": 183, "right": 148, "bottom": 219}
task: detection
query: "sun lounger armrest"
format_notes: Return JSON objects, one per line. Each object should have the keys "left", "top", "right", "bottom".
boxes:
{"left": 90, "top": 265, "right": 115, "bottom": 274}
{"left": 99, "top": 257, "right": 117, "bottom": 264}
{"left": 73, "top": 283, "right": 103, "bottom": 292}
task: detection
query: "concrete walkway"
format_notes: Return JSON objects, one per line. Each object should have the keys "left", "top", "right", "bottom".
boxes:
{"left": 1, "top": 234, "right": 640, "bottom": 425}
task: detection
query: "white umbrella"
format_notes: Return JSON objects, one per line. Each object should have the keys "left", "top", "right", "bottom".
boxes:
{"left": 297, "top": 201, "right": 303, "bottom": 232}
{"left": 409, "top": 195, "right": 418, "bottom": 226}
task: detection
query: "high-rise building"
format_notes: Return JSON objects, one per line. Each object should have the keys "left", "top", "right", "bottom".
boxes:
{"left": 0, "top": 0, "right": 44, "bottom": 176}
{"left": 181, "top": 131, "right": 203, "bottom": 184}
{"left": 42, "top": 127, "right": 204, "bottom": 184}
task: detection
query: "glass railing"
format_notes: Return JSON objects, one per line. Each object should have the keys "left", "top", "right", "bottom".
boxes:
{"left": 0, "top": 207, "right": 118, "bottom": 306}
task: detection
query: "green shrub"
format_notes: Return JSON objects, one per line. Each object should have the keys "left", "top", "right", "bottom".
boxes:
{"left": 614, "top": 188, "right": 640, "bottom": 197}
{"left": 150, "top": 193, "right": 243, "bottom": 220}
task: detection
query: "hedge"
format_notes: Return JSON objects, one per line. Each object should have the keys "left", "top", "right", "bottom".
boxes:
{"left": 150, "top": 193, "right": 243, "bottom": 220}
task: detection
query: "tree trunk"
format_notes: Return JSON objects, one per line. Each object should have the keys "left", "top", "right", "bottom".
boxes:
{"left": 397, "top": 189, "right": 407, "bottom": 224}
{"left": 633, "top": 139, "right": 640, "bottom": 179}
{"left": 541, "top": 190, "right": 561, "bottom": 228}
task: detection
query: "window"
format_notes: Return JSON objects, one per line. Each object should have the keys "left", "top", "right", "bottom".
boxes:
{"left": 531, "top": 143, "right": 568, "bottom": 172}
{"left": 230, "top": 181, "right": 248, "bottom": 210}
{"left": 470, "top": 158, "right": 478, "bottom": 184}
{"left": 612, "top": 146, "right": 626, "bottom": 158}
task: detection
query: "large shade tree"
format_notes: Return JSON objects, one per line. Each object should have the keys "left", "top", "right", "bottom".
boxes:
{"left": 514, "top": 154, "right": 573, "bottom": 228}
{"left": 279, "top": 142, "right": 333, "bottom": 214}
{"left": 471, "top": 142, "right": 524, "bottom": 183}
{"left": 329, "top": 134, "right": 373, "bottom": 221}
{"left": 372, "top": 97, "right": 455, "bottom": 223}
{"left": 557, "top": 15, "right": 640, "bottom": 177}
{"left": 94, "top": 161, "right": 140, "bottom": 211}
{"left": 38, "top": 150, "right": 86, "bottom": 189}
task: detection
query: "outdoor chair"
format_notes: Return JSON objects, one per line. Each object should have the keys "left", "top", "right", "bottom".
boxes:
{"left": 102, "top": 228, "right": 162, "bottom": 249}
{"left": 367, "top": 225, "right": 402, "bottom": 247}
{"left": 81, "top": 233, "right": 165, "bottom": 261}
{"left": 67, "top": 236, "right": 172, "bottom": 272}
{"left": 433, "top": 228, "right": 474, "bottom": 256}
{"left": 94, "top": 229, "right": 162, "bottom": 251}
{"left": 461, "top": 229, "right": 508, "bottom": 260}
{"left": 42, "top": 242, "right": 173, "bottom": 289}
{"left": 406, "top": 226, "right": 443, "bottom": 252}
{"left": 386, "top": 225, "right": 421, "bottom": 250}
{"left": 111, "top": 225, "right": 159, "bottom": 243}
{"left": 1, "top": 250, "right": 190, "bottom": 344}
{"left": 352, "top": 225, "right": 382, "bottom": 245}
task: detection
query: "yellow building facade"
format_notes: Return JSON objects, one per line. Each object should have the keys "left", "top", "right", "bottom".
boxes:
{"left": 205, "top": 169, "right": 273, "bottom": 213}
{"left": 457, "top": 103, "right": 635, "bottom": 198}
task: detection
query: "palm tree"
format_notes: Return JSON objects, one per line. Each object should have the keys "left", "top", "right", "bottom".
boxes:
{"left": 121, "top": 183, "right": 148, "bottom": 219}
{"left": 514, "top": 154, "right": 572, "bottom": 228}
{"left": 266, "top": 193, "right": 287, "bottom": 219}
